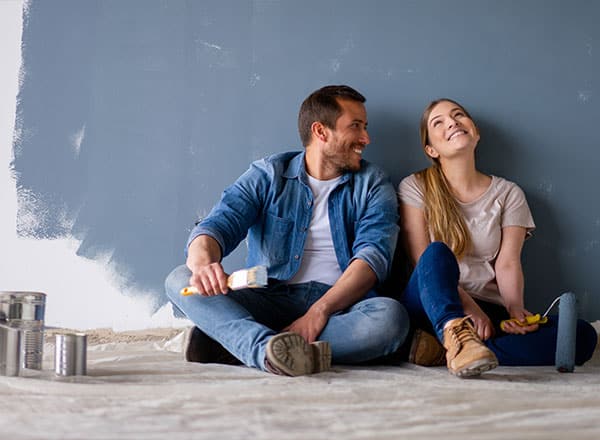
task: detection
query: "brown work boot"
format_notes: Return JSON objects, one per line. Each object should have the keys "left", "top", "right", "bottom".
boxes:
{"left": 265, "top": 332, "right": 331, "bottom": 376}
{"left": 183, "top": 326, "right": 242, "bottom": 365}
{"left": 409, "top": 328, "right": 446, "bottom": 366}
{"left": 443, "top": 317, "right": 498, "bottom": 377}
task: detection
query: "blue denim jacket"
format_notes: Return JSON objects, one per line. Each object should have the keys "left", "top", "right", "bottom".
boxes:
{"left": 187, "top": 151, "right": 399, "bottom": 285}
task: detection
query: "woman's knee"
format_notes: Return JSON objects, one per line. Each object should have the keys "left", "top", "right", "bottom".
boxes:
{"left": 421, "top": 241, "right": 454, "bottom": 263}
{"left": 164, "top": 265, "right": 191, "bottom": 302}
{"left": 417, "top": 241, "right": 459, "bottom": 278}
{"left": 575, "top": 319, "right": 599, "bottom": 365}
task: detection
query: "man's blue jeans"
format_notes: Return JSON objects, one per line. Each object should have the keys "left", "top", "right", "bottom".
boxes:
{"left": 401, "top": 242, "right": 598, "bottom": 366}
{"left": 165, "top": 265, "right": 409, "bottom": 371}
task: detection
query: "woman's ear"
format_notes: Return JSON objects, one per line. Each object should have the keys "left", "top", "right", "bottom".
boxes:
{"left": 311, "top": 121, "right": 328, "bottom": 143}
{"left": 425, "top": 145, "right": 439, "bottom": 159}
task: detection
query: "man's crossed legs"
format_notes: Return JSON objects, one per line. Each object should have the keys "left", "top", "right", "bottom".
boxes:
{"left": 165, "top": 265, "right": 408, "bottom": 375}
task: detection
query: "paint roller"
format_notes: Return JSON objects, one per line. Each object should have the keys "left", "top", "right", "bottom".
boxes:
{"left": 555, "top": 291, "right": 577, "bottom": 373}
{"left": 500, "top": 291, "right": 578, "bottom": 372}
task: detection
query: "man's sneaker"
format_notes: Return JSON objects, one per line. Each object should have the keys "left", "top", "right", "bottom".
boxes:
{"left": 183, "top": 326, "right": 241, "bottom": 365}
{"left": 265, "top": 332, "right": 331, "bottom": 376}
{"left": 409, "top": 328, "right": 446, "bottom": 366}
{"left": 442, "top": 317, "right": 498, "bottom": 377}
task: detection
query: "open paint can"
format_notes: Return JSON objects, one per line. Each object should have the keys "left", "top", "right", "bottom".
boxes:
{"left": 0, "top": 291, "right": 46, "bottom": 373}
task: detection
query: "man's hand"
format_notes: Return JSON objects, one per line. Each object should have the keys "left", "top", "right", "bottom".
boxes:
{"left": 283, "top": 307, "right": 329, "bottom": 343}
{"left": 186, "top": 235, "right": 228, "bottom": 296}
{"left": 188, "top": 262, "right": 229, "bottom": 296}
{"left": 282, "top": 259, "right": 376, "bottom": 342}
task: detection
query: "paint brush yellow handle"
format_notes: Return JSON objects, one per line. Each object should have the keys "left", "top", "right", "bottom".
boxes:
{"left": 180, "top": 265, "right": 267, "bottom": 296}
{"left": 180, "top": 286, "right": 198, "bottom": 296}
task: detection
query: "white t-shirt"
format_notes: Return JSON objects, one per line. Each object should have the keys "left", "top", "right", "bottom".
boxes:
{"left": 398, "top": 174, "right": 536, "bottom": 305}
{"left": 287, "top": 174, "right": 343, "bottom": 286}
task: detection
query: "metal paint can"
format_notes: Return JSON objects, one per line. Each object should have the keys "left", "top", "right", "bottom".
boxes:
{"left": 55, "top": 333, "right": 87, "bottom": 376}
{"left": 0, "top": 291, "right": 46, "bottom": 371}
{"left": 0, "top": 323, "right": 23, "bottom": 376}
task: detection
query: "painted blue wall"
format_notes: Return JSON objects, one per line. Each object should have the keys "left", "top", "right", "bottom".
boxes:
{"left": 12, "top": 0, "right": 600, "bottom": 318}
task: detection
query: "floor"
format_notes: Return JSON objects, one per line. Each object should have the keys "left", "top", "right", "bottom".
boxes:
{"left": 1, "top": 328, "right": 600, "bottom": 440}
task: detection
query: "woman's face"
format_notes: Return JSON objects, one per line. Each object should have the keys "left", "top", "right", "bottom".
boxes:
{"left": 424, "top": 100, "right": 480, "bottom": 160}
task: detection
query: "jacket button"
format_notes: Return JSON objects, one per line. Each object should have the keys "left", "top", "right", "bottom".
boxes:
{"left": 294, "top": 255, "right": 299, "bottom": 260}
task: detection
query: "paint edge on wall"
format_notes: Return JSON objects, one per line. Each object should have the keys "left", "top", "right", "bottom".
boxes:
{"left": 0, "top": 0, "right": 187, "bottom": 331}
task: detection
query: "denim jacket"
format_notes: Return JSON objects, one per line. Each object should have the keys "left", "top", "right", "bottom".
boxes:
{"left": 187, "top": 151, "right": 399, "bottom": 285}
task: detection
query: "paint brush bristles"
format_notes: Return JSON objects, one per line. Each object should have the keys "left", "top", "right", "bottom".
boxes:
{"left": 227, "top": 265, "right": 268, "bottom": 290}
{"left": 180, "top": 265, "right": 268, "bottom": 296}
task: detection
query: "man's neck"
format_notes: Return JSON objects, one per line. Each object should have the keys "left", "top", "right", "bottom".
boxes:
{"left": 304, "top": 145, "right": 343, "bottom": 181}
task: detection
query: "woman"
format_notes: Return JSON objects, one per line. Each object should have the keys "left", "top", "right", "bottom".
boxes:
{"left": 397, "top": 98, "right": 597, "bottom": 378}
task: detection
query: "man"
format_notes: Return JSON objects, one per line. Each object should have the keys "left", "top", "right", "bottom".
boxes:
{"left": 165, "top": 85, "right": 408, "bottom": 376}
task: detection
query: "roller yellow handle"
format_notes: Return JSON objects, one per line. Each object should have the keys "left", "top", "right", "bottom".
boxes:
{"left": 500, "top": 314, "right": 548, "bottom": 332}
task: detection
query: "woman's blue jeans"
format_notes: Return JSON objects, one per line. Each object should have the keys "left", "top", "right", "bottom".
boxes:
{"left": 401, "top": 242, "right": 597, "bottom": 366}
{"left": 165, "top": 265, "right": 409, "bottom": 371}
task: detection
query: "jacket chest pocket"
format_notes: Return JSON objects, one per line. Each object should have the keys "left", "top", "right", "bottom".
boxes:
{"left": 262, "top": 213, "right": 294, "bottom": 263}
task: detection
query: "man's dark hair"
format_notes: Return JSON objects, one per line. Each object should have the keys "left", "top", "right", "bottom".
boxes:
{"left": 298, "top": 85, "right": 366, "bottom": 147}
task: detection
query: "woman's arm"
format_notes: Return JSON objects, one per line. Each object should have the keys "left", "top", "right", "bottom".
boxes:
{"left": 495, "top": 226, "right": 538, "bottom": 334}
{"left": 399, "top": 203, "right": 430, "bottom": 265}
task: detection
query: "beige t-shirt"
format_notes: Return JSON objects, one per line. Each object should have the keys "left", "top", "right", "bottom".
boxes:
{"left": 398, "top": 174, "right": 536, "bottom": 305}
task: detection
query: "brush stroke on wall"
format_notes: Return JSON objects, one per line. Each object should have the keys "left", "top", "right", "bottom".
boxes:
{"left": 8, "top": 0, "right": 600, "bottom": 320}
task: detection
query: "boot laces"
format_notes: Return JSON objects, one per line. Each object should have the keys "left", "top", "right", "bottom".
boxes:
{"left": 448, "top": 317, "right": 479, "bottom": 347}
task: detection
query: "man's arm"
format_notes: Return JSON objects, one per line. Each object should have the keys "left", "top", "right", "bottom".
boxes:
{"left": 284, "top": 258, "right": 377, "bottom": 342}
{"left": 186, "top": 235, "right": 230, "bottom": 296}
{"left": 182, "top": 159, "right": 273, "bottom": 296}
{"left": 186, "top": 160, "right": 267, "bottom": 259}
{"left": 350, "top": 175, "right": 399, "bottom": 283}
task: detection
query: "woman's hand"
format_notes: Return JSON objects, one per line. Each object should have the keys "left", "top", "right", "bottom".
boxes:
{"left": 458, "top": 287, "right": 494, "bottom": 340}
{"left": 463, "top": 301, "right": 495, "bottom": 341}
{"left": 502, "top": 305, "right": 539, "bottom": 335}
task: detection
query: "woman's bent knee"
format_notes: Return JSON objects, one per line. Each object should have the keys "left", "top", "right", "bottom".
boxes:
{"left": 416, "top": 241, "right": 459, "bottom": 280}
{"left": 421, "top": 242, "right": 455, "bottom": 265}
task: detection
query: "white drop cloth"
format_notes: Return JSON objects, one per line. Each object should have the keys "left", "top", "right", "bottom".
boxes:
{"left": 1, "top": 328, "right": 599, "bottom": 440}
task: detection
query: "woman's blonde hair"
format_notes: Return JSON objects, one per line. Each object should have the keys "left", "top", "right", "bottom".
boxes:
{"left": 416, "top": 98, "right": 476, "bottom": 259}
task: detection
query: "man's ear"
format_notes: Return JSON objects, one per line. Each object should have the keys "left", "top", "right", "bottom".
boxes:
{"left": 311, "top": 121, "right": 328, "bottom": 142}
{"left": 425, "top": 145, "right": 439, "bottom": 159}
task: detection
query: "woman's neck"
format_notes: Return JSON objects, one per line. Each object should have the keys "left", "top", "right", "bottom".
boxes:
{"left": 439, "top": 157, "right": 490, "bottom": 203}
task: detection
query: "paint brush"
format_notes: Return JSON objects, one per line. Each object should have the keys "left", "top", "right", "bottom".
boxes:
{"left": 180, "top": 265, "right": 268, "bottom": 296}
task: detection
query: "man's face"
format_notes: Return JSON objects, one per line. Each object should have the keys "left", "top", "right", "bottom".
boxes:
{"left": 321, "top": 99, "right": 370, "bottom": 176}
